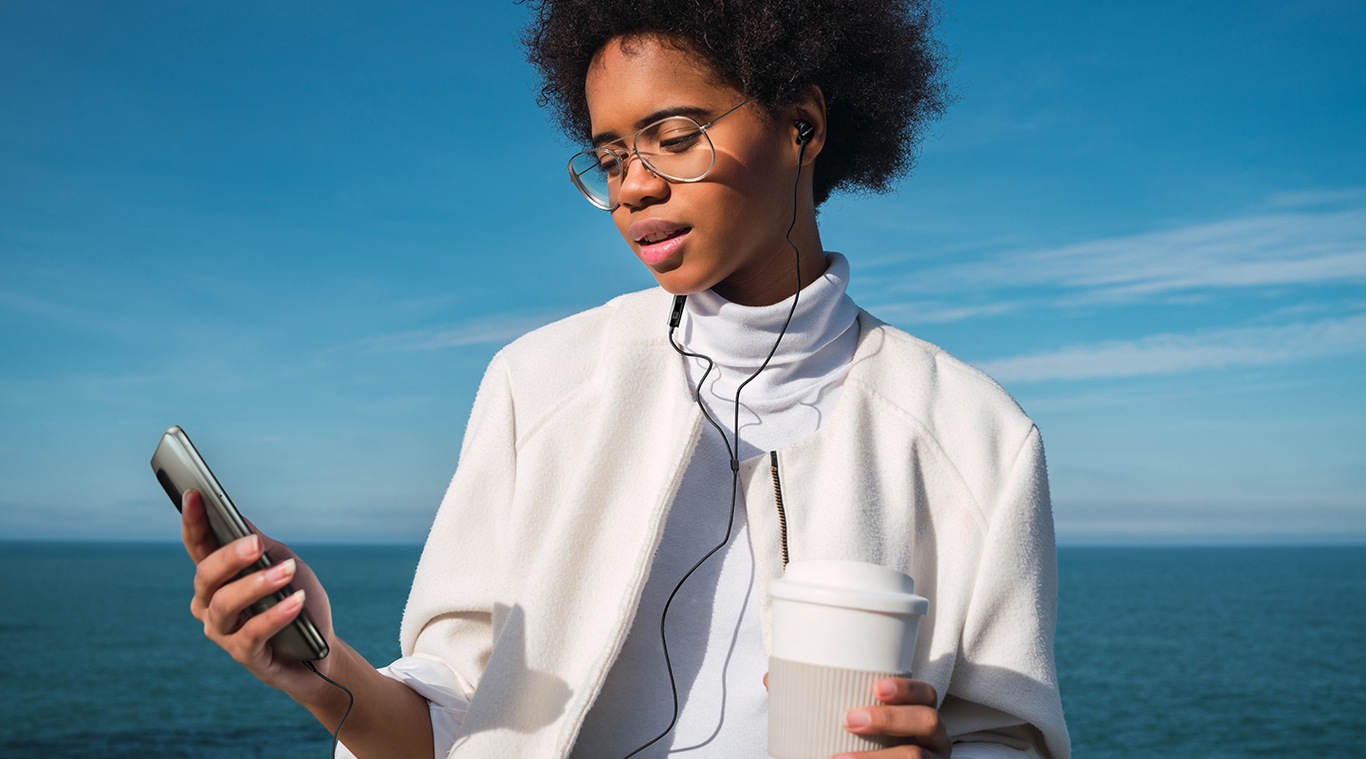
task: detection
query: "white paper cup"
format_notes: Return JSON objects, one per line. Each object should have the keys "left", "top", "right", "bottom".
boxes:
{"left": 768, "top": 560, "right": 928, "bottom": 759}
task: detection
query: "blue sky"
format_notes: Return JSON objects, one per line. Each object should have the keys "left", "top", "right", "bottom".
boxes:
{"left": 2, "top": 1, "right": 1363, "bottom": 544}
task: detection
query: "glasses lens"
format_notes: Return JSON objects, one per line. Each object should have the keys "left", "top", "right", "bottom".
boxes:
{"left": 636, "top": 117, "right": 714, "bottom": 182}
{"left": 568, "top": 148, "right": 619, "bottom": 210}
{"left": 566, "top": 116, "right": 717, "bottom": 210}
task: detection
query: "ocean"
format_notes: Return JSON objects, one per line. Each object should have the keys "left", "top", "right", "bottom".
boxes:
{"left": 1, "top": 543, "right": 1362, "bottom": 757}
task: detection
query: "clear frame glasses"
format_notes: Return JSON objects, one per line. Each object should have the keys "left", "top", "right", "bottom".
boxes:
{"left": 567, "top": 99, "right": 752, "bottom": 211}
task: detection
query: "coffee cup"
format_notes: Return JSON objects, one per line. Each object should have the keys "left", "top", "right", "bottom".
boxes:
{"left": 767, "top": 560, "right": 929, "bottom": 759}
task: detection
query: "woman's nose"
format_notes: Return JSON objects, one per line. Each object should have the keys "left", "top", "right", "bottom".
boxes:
{"left": 614, "top": 152, "right": 669, "bottom": 208}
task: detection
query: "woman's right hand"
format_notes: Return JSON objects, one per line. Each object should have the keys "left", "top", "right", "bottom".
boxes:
{"left": 180, "top": 488, "right": 338, "bottom": 702}
{"left": 180, "top": 489, "right": 436, "bottom": 758}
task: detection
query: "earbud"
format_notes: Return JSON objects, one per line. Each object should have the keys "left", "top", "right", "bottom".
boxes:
{"left": 794, "top": 120, "right": 815, "bottom": 146}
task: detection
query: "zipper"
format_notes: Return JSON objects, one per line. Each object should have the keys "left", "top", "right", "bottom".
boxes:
{"left": 769, "top": 450, "right": 790, "bottom": 569}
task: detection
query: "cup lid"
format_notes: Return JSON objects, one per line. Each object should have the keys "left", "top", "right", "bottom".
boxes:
{"left": 769, "top": 560, "right": 929, "bottom": 616}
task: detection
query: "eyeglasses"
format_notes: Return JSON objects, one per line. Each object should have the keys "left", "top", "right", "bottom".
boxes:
{"left": 567, "top": 99, "right": 752, "bottom": 211}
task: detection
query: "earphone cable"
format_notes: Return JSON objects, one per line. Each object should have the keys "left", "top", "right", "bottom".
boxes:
{"left": 623, "top": 138, "right": 809, "bottom": 757}
{"left": 732, "top": 144, "right": 806, "bottom": 467}
{"left": 303, "top": 659, "right": 354, "bottom": 757}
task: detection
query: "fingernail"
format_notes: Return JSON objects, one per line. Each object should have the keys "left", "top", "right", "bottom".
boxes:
{"left": 845, "top": 708, "right": 871, "bottom": 729}
{"left": 284, "top": 588, "right": 305, "bottom": 610}
{"left": 875, "top": 679, "right": 896, "bottom": 700}
{"left": 266, "top": 558, "right": 296, "bottom": 582}
{"left": 236, "top": 535, "right": 260, "bottom": 559}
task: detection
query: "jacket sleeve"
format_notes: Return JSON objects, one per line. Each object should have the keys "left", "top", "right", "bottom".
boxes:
{"left": 397, "top": 353, "right": 520, "bottom": 708}
{"left": 336, "top": 356, "right": 522, "bottom": 758}
{"left": 941, "top": 425, "right": 1071, "bottom": 759}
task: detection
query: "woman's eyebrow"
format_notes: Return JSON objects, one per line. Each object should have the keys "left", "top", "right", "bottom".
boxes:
{"left": 591, "top": 105, "right": 713, "bottom": 146}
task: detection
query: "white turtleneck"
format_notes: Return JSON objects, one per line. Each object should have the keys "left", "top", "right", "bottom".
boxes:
{"left": 679, "top": 252, "right": 861, "bottom": 458}
{"left": 570, "top": 253, "right": 860, "bottom": 758}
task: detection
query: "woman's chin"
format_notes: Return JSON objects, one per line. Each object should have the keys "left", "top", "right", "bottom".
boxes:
{"left": 652, "top": 277, "right": 711, "bottom": 297}
{"left": 647, "top": 267, "right": 721, "bottom": 297}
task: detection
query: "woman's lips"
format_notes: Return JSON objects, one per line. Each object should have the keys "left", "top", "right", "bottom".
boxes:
{"left": 629, "top": 220, "right": 692, "bottom": 266}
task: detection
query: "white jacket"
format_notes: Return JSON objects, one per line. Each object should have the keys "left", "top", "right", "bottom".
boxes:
{"left": 400, "top": 287, "right": 1070, "bottom": 758}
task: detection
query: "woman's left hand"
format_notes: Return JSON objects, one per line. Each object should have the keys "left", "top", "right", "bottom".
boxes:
{"left": 836, "top": 677, "right": 951, "bottom": 758}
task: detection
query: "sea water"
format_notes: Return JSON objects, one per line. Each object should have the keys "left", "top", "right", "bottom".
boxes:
{"left": 1055, "top": 546, "right": 1366, "bottom": 757}
{"left": 0, "top": 542, "right": 416, "bottom": 758}
{"left": 1, "top": 543, "right": 1363, "bottom": 757}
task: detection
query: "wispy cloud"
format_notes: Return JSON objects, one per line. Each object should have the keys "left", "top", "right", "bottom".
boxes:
{"left": 884, "top": 195, "right": 1366, "bottom": 309}
{"left": 979, "top": 314, "right": 1366, "bottom": 383}
{"left": 363, "top": 312, "right": 562, "bottom": 353}
{"left": 0, "top": 284, "right": 135, "bottom": 336}
{"left": 1266, "top": 188, "right": 1366, "bottom": 209}
{"left": 861, "top": 300, "right": 1020, "bottom": 324}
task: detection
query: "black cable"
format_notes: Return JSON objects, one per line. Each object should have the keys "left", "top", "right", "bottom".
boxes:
{"left": 619, "top": 327, "right": 737, "bottom": 759}
{"left": 732, "top": 151, "right": 806, "bottom": 466}
{"left": 622, "top": 139, "right": 809, "bottom": 758}
{"left": 303, "top": 659, "right": 355, "bottom": 758}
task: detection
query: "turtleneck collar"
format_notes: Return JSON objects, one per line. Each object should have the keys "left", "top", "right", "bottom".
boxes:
{"left": 677, "top": 253, "right": 859, "bottom": 451}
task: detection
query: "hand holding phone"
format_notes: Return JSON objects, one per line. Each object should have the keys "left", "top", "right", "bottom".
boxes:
{"left": 153, "top": 425, "right": 329, "bottom": 661}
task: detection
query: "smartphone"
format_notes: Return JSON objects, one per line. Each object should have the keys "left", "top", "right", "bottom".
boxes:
{"left": 151, "top": 425, "right": 329, "bottom": 661}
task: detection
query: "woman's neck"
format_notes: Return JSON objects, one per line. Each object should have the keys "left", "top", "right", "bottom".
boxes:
{"left": 711, "top": 218, "right": 826, "bottom": 306}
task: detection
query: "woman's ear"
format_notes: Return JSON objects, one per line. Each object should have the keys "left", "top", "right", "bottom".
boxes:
{"left": 791, "top": 85, "right": 827, "bottom": 166}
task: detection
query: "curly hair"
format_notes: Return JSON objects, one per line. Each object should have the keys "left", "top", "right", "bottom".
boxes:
{"left": 522, "top": 0, "right": 949, "bottom": 206}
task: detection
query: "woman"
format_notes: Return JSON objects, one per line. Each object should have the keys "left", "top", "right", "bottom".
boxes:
{"left": 181, "top": 2, "right": 1070, "bottom": 757}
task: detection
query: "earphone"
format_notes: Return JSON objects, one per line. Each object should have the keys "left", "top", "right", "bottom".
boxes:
{"left": 794, "top": 119, "right": 815, "bottom": 146}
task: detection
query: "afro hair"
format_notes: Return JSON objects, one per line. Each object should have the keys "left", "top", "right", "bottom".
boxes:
{"left": 523, "top": 0, "right": 950, "bottom": 206}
